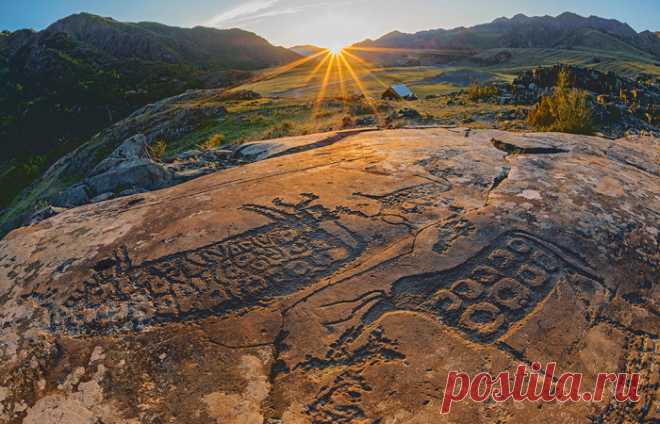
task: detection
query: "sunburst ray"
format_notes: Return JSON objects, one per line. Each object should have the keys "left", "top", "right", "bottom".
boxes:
{"left": 339, "top": 54, "right": 380, "bottom": 121}
{"left": 336, "top": 52, "right": 349, "bottom": 110}
{"left": 342, "top": 50, "right": 387, "bottom": 88}
{"left": 261, "top": 49, "right": 330, "bottom": 81}
{"left": 305, "top": 51, "right": 333, "bottom": 84}
{"left": 313, "top": 53, "right": 337, "bottom": 118}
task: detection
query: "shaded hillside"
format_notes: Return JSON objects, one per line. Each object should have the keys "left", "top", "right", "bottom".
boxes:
{"left": 47, "top": 13, "right": 299, "bottom": 68}
{"left": 355, "top": 12, "right": 660, "bottom": 58}
{"left": 289, "top": 45, "right": 325, "bottom": 57}
{"left": 0, "top": 13, "right": 300, "bottom": 209}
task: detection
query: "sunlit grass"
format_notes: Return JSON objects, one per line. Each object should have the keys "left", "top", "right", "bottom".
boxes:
{"left": 196, "top": 44, "right": 659, "bottom": 153}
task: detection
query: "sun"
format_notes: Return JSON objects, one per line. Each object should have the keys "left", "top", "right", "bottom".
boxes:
{"left": 263, "top": 42, "right": 388, "bottom": 126}
{"left": 328, "top": 45, "right": 344, "bottom": 55}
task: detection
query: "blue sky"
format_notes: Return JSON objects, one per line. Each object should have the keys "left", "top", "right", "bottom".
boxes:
{"left": 1, "top": 0, "right": 658, "bottom": 48}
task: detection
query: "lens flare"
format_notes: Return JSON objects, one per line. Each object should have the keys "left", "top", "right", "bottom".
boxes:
{"left": 250, "top": 41, "right": 430, "bottom": 128}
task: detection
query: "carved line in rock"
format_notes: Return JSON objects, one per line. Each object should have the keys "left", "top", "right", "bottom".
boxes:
{"left": 594, "top": 333, "right": 657, "bottom": 422}
{"left": 353, "top": 180, "right": 453, "bottom": 227}
{"left": 294, "top": 230, "right": 606, "bottom": 422}
{"left": 302, "top": 326, "right": 405, "bottom": 423}
{"left": 321, "top": 230, "right": 604, "bottom": 345}
{"left": 23, "top": 194, "right": 368, "bottom": 335}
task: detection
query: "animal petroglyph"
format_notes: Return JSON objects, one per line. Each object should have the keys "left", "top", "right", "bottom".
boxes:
{"left": 322, "top": 231, "right": 603, "bottom": 344}
{"left": 24, "top": 194, "right": 366, "bottom": 335}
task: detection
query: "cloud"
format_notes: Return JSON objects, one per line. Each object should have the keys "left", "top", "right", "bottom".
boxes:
{"left": 227, "top": 7, "right": 300, "bottom": 25}
{"left": 203, "top": 0, "right": 280, "bottom": 27}
{"left": 204, "top": 0, "right": 362, "bottom": 27}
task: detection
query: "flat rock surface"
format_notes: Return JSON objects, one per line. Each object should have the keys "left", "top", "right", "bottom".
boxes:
{"left": 0, "top": 128, "right": 658, "bottom": 423}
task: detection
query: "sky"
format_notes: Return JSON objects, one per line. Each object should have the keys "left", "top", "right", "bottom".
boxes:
{"left": 1, "top": 0, "right": 659, "bottom": 48}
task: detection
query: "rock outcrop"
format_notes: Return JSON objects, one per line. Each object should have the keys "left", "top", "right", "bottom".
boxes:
{"left": 0, "top": 128, "right": 657, "bottom": 423}
{"left": 0, "top": 89, "right": 229, "bottom": 234}
{"left": 491, "top": 65, "right": 660, "bottom": 138}
{"left": 27, "top": 129, "right": 378, "bottom": 221}
{"left": 52, "top": 135, "right": 174, "bottom": 208}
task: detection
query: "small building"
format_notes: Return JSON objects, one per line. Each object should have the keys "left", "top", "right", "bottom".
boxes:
{"left": 382, "top": 83, "right": 417, "bottom": 101}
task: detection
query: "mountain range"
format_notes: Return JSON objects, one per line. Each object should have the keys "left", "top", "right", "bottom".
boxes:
{"left": 1, "top": 10, "right": 659, "bottom": 225}
{"left": 0, "top": 13, "right": 299, "bottom": 208}
{"left": 289, "top": 45, "right": 326, "bottom": 57}
{"left": 355, "top": 12, "right": 660, "bottom": 59}
{"left": 45, "top": 13, "right": 298, "bottom": 68}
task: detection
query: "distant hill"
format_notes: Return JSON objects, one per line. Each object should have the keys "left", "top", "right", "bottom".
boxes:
{"left": 355, "top": 12, "right": 660, "bottom": 59}
{"left": 289, "top": 45, "right": 325, "bottom": 57}
{"left": 46, "top": 13, "right": 299, "bottom": 68}
{"left": 0, "top": 13, "right": 300, "bottom": 208}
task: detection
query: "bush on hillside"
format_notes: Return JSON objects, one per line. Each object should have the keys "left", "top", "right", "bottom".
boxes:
{"left": 19, "top": 155, "right": 47, "bottom": 179}
{"left": 528, "top": 69, "right": 594, "bottom": 134}
{"left": 265, "top": 122, "right": 293, "bottom": 139}
{"left": 148, "top": 139, "right": 168, "bottom": 161}
{"left": 467, "top": 82, "right": 498, "bottom": 101}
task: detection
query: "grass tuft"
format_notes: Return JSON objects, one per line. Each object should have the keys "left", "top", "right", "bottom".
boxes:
{"left": 148, "top": 139, "right": 168, "bottom": 161}
{"left": 199, "top": 133, "right": 225, "bottom": 150}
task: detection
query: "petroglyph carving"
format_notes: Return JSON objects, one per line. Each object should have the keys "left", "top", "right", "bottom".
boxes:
{"left": 433, "top": 218, "right": 476, "bottom": 254}
{"left": 307, "top": 369, "right": 372, "bottom": 423}
{"left": 354, "top": 180, "right": 452, "bottom": 225}
{"left": 24, "top": 194, "right": 366, "bottom": 334}
{"left": 322, "top": 231, "right": 602, "bottom": 344}
{"left": 302, "top": 326, "right": 405, "bottom": 423}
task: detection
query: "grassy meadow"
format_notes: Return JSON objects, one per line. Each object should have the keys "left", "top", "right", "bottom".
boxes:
{"left": 169, "top": 46, "right": 659, "bottom": 153}
{"left": 2, "top": 45, "right": 658, "bottom": 234}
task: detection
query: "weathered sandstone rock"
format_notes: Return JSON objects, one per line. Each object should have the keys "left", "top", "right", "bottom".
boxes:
{"left": 0, "top": 128, "right": 657, "bottom": 423}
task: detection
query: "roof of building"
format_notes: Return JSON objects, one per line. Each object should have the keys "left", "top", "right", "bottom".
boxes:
{"left": 389, "top": 83, "right": 415, "bottom": 98}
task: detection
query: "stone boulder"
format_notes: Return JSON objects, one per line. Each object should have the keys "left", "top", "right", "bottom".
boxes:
{"left": 51, "top": 134, "right": 175, "bottom": 208}
{"left": 0, "top": 129, "right": 657, "bottom": 423}
{"left": 85, "top": 160, "right": 173, "bottom": 196}
{"left": 25, "top": 206, "right": 68, "bottom": 226}
{"left": 89, "top": 134, "right": 151, "bottom": 176}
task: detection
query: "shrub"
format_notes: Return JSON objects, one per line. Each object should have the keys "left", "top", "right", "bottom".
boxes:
{"left": 527, "top": 96, "right": 556, "bottom": 129}
{"left": 528, "top": 69, "right": 593, "bottom": 134}
{"left": 199, "top": 133, "right": 225, "bottom": 150}
{"left": 266, "top": 122, "right": 293, "bottom": 139}
{"left": 467, "top": 82, "right": 498, "bottom": 101}
{"left": 148, "top": 139, "right": 168, "bottom": 161}
{"left": 646, "top": 108, "right": 659, "bottom": 125}
{"left": 342, "top": 115, "right": 354, "bottom": 128}
{"left": 19, "top": 155, "right": 47, "bottom": 179}
{"left": 349, "top": 101, "right": 372, "bottom": 116}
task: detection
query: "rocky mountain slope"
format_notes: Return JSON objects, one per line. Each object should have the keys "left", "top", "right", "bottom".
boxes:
{"left": 356, "top": 12, "right": 660, "bottom": 58}
{"left": 288, "top": 45, "right": 325, "bottom": 57}
{"left": 0, "top": 13, "right": 299, "bottom": 210}
{"left": 0, "top": 89, "right": 234, "bottom": 235}
{"left": 46, "top": 13, "right": 299, "bottom": 68}
{"left": 0, "top": 128, "right": 657, "bottom": 423}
